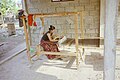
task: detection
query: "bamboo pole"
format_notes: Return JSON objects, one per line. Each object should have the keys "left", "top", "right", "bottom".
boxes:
{"left": 74, "top": 14, "right": 79, "bottom": 68}
{"left": 80, "top": 12, "right": 84, "bottom": 47}
{"left": 40, "top": 17, "right": 45, "bottom": 34}
{"left": 22, "top": 17, "right": 32, "bottom": 63}
{"left": 24, "top": 0, "right": 32, "bottom": 46}
{"left": 40, "top": 17, "right": 44, "bottom": 27}
{"left": 80, "top": 12, "right": 85, "bottom": 61}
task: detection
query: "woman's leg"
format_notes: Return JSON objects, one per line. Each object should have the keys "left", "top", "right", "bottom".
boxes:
{"left": 40, "top": 40, "right": 59, "bottom": 59}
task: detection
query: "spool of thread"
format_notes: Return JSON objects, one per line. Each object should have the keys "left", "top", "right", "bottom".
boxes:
{"left": 30, "top": 48, "right": 35, "bottom": 53}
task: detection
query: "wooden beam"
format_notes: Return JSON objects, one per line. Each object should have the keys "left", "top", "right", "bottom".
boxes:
{"left": 104, "top": 0, "right": 119, "bottom": 80}
{"left": 40, "top": 51, "right": 77, "bottom": 56}
{"left": 34, "top": 12, "right": 80, "bottom": 18}
{"left": 80, "top": 37, "right": 104, "bottom": 39}
{"left": 22, "top": 12, "right": 81, "bottom": 19}
{"left": 66, "top": 39, "right": 74, "bottom": 46}
{"left": 31, "top": 54, "right": 36, "bottom": 58}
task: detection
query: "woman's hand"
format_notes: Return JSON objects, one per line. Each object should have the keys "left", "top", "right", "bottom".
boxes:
{"left": 54, "top": 37, "right": 60, "bottom": 40}
{"left": 47, "top": 33, "right": 59, "bottom": 42}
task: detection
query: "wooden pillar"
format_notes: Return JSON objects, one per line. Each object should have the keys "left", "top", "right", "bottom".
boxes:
{"left": 104, "top": 0, "right": 119, "bottom": 80}
{"left": 40, "top": 17, "right": 44, "bottom": 27}
{"left": 80, "top": 12, "right": 84, "bottom": 46}
{"left": 74, "top": 14, "right": 79, "bottom": 68}
{"left": 40, "top": 17, "right": 45, "bottom": 34}
{"left": 80, "top": 12, "right": 84, "bottom": 61}
{"left": 22, "top": 17, "right": 32, "bottom": 63}
{"left": 24, "top": 0, "right": 32, "bottom": 46}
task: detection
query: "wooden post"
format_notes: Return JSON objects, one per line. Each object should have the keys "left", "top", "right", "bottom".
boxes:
{"left": 40, "top": 17, "right": 44, "bottom": 27}
{"left": 104, "top": 0, "right": 119, "bottom": 80}
{"left": 22, "top": 17, "right": 32, "bottom": 63}
{"left": 100, "top": 0, "right": 105, "bottom": 48}
{"left": 40, "top": 17, "right": 45, "bottom": 35}
{"left": 24, "top": 0, "right": 32, "bottom": 46}
{"left": 41, "top": 17, "right": 45, "bottom": 33}
{"left": 80, "top": 12, "right": 84, "bottom": 61}
{"left": 74, "top": 14, "right": 79, "bottom": 68}
{"left": 80, "top": 12, "right": 84, "bottom": 47}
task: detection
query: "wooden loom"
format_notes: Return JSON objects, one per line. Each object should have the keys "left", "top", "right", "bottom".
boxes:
{"left": 21, "top": 12, "right": 84, "bottom": 68}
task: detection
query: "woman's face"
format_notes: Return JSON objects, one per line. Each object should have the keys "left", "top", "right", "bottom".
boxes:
{"left": 51, "top": 29, "right": 55, "bottom": 33}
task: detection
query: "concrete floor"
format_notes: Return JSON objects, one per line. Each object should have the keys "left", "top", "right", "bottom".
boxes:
{"left": 0, "top": 49, "right": 120, "bottom": 80}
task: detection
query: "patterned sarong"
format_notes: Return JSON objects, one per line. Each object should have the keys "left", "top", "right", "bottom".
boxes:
{"left": 40, "top": 40, "right": 60, "bottom": 59}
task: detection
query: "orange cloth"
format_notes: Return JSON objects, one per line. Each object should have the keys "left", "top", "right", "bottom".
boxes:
{"left": 28, "top": 14, "right": 33, "bottom": 26}
{"left": 28, "top": 14, "right": 37, "bottom": 26}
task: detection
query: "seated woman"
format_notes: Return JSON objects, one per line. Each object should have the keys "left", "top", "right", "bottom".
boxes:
{"left": 40, "top": 25, "right": 60, "bottom": 59}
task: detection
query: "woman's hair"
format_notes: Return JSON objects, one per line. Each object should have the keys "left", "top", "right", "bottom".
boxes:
{"left": 49, "top": 25, "right": 55, "bottom": 31}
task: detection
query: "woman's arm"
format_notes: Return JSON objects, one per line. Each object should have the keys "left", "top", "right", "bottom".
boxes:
{"left": 47, "top": 33, "right": 58, "bottom": 42}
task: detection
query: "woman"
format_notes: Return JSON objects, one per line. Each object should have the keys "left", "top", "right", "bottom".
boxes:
{"left": 40, "top": 25, "right": 60, "bottom": 59}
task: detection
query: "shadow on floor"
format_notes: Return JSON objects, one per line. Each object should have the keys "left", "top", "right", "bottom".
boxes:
{"left": 30, "top": 55, "right": 77, "bottom": 72}
{"left": 27, "top": 56, "right": 75, "bottom": 80}
{"left": 0, "top": 52, "right": 63, "bottom": 80}
{"left": 85, "top": 52, "right": 104, "bottom": 71}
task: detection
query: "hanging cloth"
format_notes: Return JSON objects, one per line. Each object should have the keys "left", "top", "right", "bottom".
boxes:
{"left": 28, "top": 14, "right": 37, "bottom": 26}
{"left": 28, "top": 14, "right": 33, "bottom": 26}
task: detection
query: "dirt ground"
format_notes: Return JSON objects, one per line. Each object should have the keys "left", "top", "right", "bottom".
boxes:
{"left": 0, "top": 49, "right": 120, "bottom": 80}
{"left": 0, "top": 35, "right": 25, "bottom": 54}
{"left": 0, "top": 22, "right": 25, "bottom": 60}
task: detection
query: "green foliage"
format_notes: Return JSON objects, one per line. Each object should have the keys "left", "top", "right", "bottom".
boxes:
{"left": 0, "top": 0, "right": 19, "bottom": 15}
